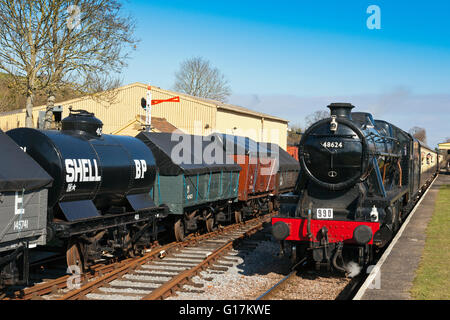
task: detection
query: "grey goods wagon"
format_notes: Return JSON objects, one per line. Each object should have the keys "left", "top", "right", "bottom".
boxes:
{"left": 136, "top": 132, "right": 241, "bottom": 241}
{"left": 0, "top": 130, "right": 52, "bottom": 287}
{"left": 264, "top": 142, "right": 300, "bottom": 194}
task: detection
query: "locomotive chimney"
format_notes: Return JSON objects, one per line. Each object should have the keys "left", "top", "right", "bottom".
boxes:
{"left": 327, "top": 103, "right": 354, "bottom": 120}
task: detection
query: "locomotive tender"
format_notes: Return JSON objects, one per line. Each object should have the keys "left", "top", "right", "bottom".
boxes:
{"left": 272, "top": 103, "right": 439, "bottom": 271}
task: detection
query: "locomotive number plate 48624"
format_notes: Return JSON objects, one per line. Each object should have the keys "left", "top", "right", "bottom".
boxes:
{"left": 316, "top": 208, "right": 333, "bottom": 219}
{"left": 321, "top": 141, "right": 343, "bottom": 148}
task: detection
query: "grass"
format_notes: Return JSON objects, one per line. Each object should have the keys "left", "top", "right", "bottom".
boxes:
{"left": 411, "top": 184, "right": 450, "bottom": 300}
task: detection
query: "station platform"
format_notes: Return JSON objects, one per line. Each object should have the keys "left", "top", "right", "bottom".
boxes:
{"left": 355, "top": 173, "right": 450, "bottom": 300}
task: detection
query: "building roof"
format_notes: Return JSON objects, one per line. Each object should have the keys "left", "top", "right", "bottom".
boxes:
{"left": 132, "top": 83, "right": 289, "bottom": 123}
{"left": 111, "top": 115, "right": 180, "bottom": 135}
{"left": 438, "top": 142, "right": 450, "bottom": 150}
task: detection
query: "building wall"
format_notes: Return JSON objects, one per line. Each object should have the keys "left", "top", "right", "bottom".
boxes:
{"left": 0, "top": 84, "right": 147, "bottom": 134}
{"left": 150, "top": 87, "right": 216, "bottom": 136}
{"left": 215, "top": 109, "right": 263, "bottom": 141}
{"left": 215, "top": 110, "right": 287, "bottom": 149}
{"left": 261, "top": 118, "right": 288, "bottom": 150}
{"left": 0, "top": 82, "right": 288, "bottom": 149}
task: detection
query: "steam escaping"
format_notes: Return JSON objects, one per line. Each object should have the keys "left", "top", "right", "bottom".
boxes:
{"left": 345, "top": 261, "right": 362, "bottom": 278}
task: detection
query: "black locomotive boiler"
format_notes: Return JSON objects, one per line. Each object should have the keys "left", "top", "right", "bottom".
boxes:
{"left": 7, "top": 109, "right": 167, "bottom": 270}
{"left": 272, "top": 103, "right": 438, "bottom": 271}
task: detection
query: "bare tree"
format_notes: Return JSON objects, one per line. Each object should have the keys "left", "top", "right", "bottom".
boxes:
{"left": 287, "top": 124, "right": 302, "bottom": 146}
{"left": 174, "top": 57, "right": 231, "bottom": 102}
{"left": 409, "top": 126, "right": 427, "bottom": 144}
{"left": 0, "top": 0, "right": 137, "bottom": 128}
{"left": 41, "top": 0, "right": 137, "bottom": 128}
{"left": 0, "top": 1, "right": 53, "bottom": 127}
{"left": 305, "top": 110, "right": 329, "bottom": 128}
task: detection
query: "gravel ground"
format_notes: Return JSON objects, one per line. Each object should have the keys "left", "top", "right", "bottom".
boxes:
{"left": 167, "top": 237, "right": 352, "bottom": 300}
{"left": 167, "top": 239, "right": 289, "bottom": 300}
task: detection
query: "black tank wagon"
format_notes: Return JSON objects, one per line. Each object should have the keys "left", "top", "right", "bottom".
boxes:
{"left": 7, "top": 110, "right": 167, "bottom": 270}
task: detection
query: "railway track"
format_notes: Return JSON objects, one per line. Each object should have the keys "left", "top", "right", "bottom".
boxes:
{"left": 252, "top": 174, "right": 439, "bottom": 301}
{"left": 2, "top": 213, "right": 272, "bottom": 300}
{"left": 2, "top": 174, "right": 437, "bottom": 301}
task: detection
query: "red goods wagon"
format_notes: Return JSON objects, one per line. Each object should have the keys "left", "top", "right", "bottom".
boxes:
{"left": 229, "top": 153, "right": 258, "bottom": 200}
{"left": 254, "top": 144, "right": 277, "bottom": 196}
{"left": 212, "top": 134, "right": 276, "bottom": 201}
{"left": 287, "top": 146, "right": 299, "bottom": 161}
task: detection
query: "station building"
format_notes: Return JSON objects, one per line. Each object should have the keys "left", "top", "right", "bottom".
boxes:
{"left": 0, "top": 82, "right": 289, "bottom": 149}
{"left": 438, "top": 142, "right": 450, "bottom": 153}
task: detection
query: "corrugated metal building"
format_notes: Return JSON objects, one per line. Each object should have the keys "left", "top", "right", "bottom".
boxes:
{"left": 0, "top": 82, "right": 289, "bottom": 149}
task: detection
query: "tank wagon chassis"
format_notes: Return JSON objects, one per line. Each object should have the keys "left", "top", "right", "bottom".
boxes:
{"left": 53, "top": 208, "right": 167, "bottom": 270}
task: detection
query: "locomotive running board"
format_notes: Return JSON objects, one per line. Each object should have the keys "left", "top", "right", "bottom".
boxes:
{"left": 59, "top": 200, "right": 100, "bottom": 222}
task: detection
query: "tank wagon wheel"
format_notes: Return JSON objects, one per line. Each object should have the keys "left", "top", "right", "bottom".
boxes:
{"left": 124, "top": 233, "right": 137, "bottom": 258}
{"left": 174, "top": 218, "right": 186, "bottom": 242}
{"left": 203, "top": 209, "right": 217, "bottom": 233}
{"left": 234, "top": 211, "right": 243, "bottom": 224}
{"left": 66, "top": 240, "right": 84, "bottom": 272}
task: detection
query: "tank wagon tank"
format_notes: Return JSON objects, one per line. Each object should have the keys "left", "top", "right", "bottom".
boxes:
{"left": 0, "top": 130, "right": 52, "bottom": 287}
{"left": 7, "top": 109, "right": 166, "bottom": 270}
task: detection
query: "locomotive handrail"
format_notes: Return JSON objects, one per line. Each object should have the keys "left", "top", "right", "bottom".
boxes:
{"left": 368, "top": 151, "right": 401, "bottom": 158}
{"left": 308, "top": 134, "right": 357, "bottom": 139}
{"left": 365, "top": 131, "right": 399, "bottom": 143}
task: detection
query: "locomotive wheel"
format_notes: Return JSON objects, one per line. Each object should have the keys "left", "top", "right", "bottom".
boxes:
{"left": 291, "top": 245, "right": 297, "bottom": 264}
{"left": 392, "top": 204, "right": 400, "bottom": 232}
{"left": 234, "top": 211, "right": 243, "bottom": 224}
{"left": 174, "top": 218, "right": 186, "bottom": 242}
{"left": 66, "top": 240, "right": 84, "bottom": 272}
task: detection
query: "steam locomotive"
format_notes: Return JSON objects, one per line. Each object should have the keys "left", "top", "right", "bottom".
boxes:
{"left": 0, "top": 109, "right": 299, "bottom": 288}
{"left": 272, "top": 103, "right": 439, "bottom": 271}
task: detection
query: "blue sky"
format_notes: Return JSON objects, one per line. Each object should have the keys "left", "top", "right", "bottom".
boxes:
{"left": 121, "top": 0, "right": 450, "bottom": 147}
